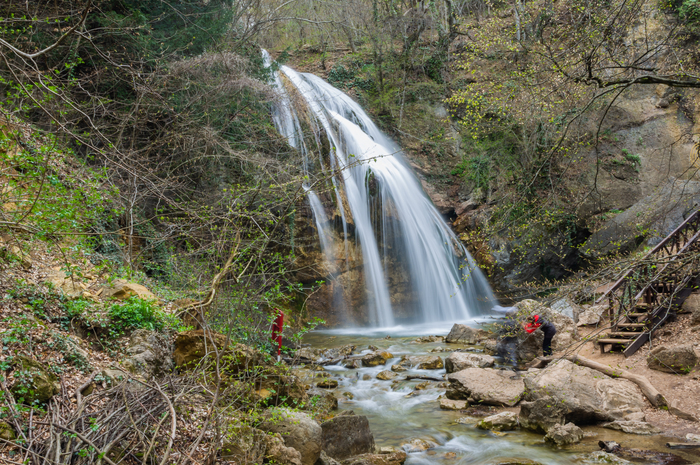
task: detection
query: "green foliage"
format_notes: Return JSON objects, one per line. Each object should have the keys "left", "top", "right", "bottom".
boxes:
{"left": 109, "top": 297, "right": 179, "bottom": 333}
{"left": 451, "top": 154, "right": 492, "bottom": 191}
{"left": 678, "top": 0, "right": 700, "bottom": 33}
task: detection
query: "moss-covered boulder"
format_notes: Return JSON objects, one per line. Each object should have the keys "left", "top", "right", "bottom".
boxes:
{"left": 10, "top": 356, "right": 59, "bottom": 404}
{"left": 0, "top": 420, "right": 16, "bottom": 440}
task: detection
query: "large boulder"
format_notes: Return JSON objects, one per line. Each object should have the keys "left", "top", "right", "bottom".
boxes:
{"left": 259, "top": 408, "right": 323, "bottom": 465}
{"left": 398, "top": 355, "right": 443, "bottom": 370}
{"left": 519, "top": 360, "right": 646, "bottom": 433}
{"left": 445, "top": 324, "right": 488, "bottom": 344}
{"left": 173, "top": 330, "right": 263, "bottom": 371}
{"left": 122, "top": 329, "right": 173, "bottom": 378}
{"left": 264, "top": 433, "right": 304, "bottom": 465}
{"left": 646, "top": 345, "right": 698, "bottom": 374}
{"left": 550, "top": 298, "right": 581, "bottom": 323}
{"left": 340, "top": 451, "right": 407, "bottom": 465}
{"left": 321, "top": 415, "right": 375, "bottom": 460}
{"left": 307, "top": 389, "right": 339, "bottom": 412}
{"left": 477, "top": 412, "right": 519, "bottom": 431}
{"left": 446, "top": 368, "right": 525, "bottom": 407}
{"left": 445, "top": 352, "right": 495, "bottom": 373}
{"left": 102, "top": 280, "right": 156, "bottom": 301}
{"left": 220, "top": 426, "right": 267, "bottom": 463}
{"left": 11, "top": 356, "right": 59, "bottom": 404}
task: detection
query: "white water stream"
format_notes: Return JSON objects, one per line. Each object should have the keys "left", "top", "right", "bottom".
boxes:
{"left": 264, "top": 51, "right": 497, "bottom": 327}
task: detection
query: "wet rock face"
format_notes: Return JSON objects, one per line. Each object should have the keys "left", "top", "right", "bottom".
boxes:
{"left": 646, "top": 344, "right": 698, "bottom": 374}
{"left": 259, "top": 408, "right": 323, "bottom": 465}
{"left": 446, "top": 367, "right": 525, "bottom": 407}
{"left": 321, "top": 415, "right": 375, "bottom": 460}
{"left": 519, "top": 360, "right": 646, "bottom": 432}
{"left": 601, "top": 420, "right": 661, "bottom": 435}
{"left": 445, "top": 352, "right": 495, "bottom": 373}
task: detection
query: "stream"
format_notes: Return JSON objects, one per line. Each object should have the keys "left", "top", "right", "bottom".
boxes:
{"left": 302, "top": 323, "right": 700, "bottom": 465}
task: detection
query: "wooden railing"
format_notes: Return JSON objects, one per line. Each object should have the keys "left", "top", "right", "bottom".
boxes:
{"left": 596, "top": 209, "right": 700, "bottom": 308}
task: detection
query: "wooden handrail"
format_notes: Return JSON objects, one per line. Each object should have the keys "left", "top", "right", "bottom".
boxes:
{"left": 596, "top": 209, "right": 700, "bottom": 304}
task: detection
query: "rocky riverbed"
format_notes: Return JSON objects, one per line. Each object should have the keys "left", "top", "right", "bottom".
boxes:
{"left": 298, "top": 324, "right": 700, "bottom": 465}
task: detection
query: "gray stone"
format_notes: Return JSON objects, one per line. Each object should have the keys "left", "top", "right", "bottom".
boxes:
{"left": 259, "top": 408, "right": 322, "bottom": 465}
{"left": 122, "top": 329, "right": 173, "bottom": 379}
{"left": 544, "top": 422, "right": 583, "bottom": 446}
{"left": 321, "top": 415, "right": 375, "bottom": 460}
{"left": 264, "top": 433, "right": 303, "bottom": 465}
{"left": 220, "top": 426, "right": 267, "bottom": 463}
{"left": 400, "top": 438, "right": 437, "bottom": 453}
{"left": 577, "top": 304, "right": 608, "bottom": 326}
{"left": 647, "top": 344, "right": 698, "bottom": 374}
{"left": 551, "top": 298, "right": 581, "bottom": 323}
{"left": 445, "top": 352, "right": 495, "bottom": 373}
{"left": 519, "top": 360, "right": 646, "bottom": 432}
{"left": 446, "top": 368, "right": 525, "bottom": 407}
{"left": 317, "top": 451, "right": 342, "bottom": 465}
{"left": 390, "top": 364, "right": 407, "bottom": 372}
{"left": 477, "top": 412, "right": 519, "bottom": 431}
{"left": 376, "top": 370, "right": 398, "bottom": 380}
{"left": 601, "top": 420, "right": 661, "bottom": 435}
{"left": 446, "top": 324, "right": 487, "bottom": 344}
{"left": 438, "top": 398, "right": 468, "bottom": 410}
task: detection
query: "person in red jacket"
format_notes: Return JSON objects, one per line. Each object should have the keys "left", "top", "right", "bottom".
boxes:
{"left": 523, "top": 314, "right": 556, "bottom": 356}
{"left": 270, "top": 309, "right": 284, "bottom": 361}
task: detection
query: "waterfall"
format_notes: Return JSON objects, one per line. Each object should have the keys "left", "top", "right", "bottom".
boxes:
{"left": 264, "top": 51, "right": 497, "bottom": 326}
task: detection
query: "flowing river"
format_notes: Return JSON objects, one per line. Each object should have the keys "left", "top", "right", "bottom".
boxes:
{"left": 301, "top": 324, "right": 699, "bottom": 465}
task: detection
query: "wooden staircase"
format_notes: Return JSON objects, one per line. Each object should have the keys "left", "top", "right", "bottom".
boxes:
{"left": 596, "top": 209, "right": 700, "bottom": 357}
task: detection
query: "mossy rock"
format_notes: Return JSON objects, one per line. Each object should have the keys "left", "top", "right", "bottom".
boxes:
{"left": 0, "top": 420, "right": 16, "bottom": 441}
{"left": 10, "top": 356, "right": 59, "bottom": 404}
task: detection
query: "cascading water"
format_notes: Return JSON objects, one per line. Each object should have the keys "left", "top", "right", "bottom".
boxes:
{"left": 264, "top": 51, "right": 497, "bottom": 327}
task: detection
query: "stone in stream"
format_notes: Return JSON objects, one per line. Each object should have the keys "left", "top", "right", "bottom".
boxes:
{"left": 398, "top": 355, "right": 443, "bottom": 370}
{"left": 445, "top": 352, "right": 495, "bottom": 373}
{"left": 413, "top": 335, "right": 444, "bottom": 343}
{"left": 321, "top": 415, "right": 375, "bottom": 460}
{"left": 390, "top": 364, "right": 407, "bottom": 372}
{"left": 400, "top": 438, "right": 438, "bottom": 453}
{"left": 445, "top": 324, "right": 488, "bottom": 344}
{"left": 477, "top": 412, "right": 519, "bottom": 431}
{"left": 258, "top": 407, "right": 322, "bottom": 465}
{"left": 600, "top": 420, "right": 661, "bottom": 435}
{"left": 340, "top": 451, "right": 407, "bottom": 465}
{"left": 343, "top": 359, "right": 361, "bottom": 369}
{"left": 307, "top": 389, "right": 339, "bottom": 411}
{"left": 376, "top": 370, "right": 398, "bottom": 380}
{"left": 438, "top": 398, "right": 468, "bottom": 410}
{"left": 543, "top": 422, "right": 583, "bottom": 446}
{"left": 316, "top": 379, "right": 339, "bottom": 389}
{"left": 446, "top": 368, "right": 525, "bottom": 407}
{"left": 646, "top": 344, "right": 698, "bottom": 374}
{"left": 361, "top": 351, "right": 393, "bottom": 367}
{"left": 519, "top": 359, "right": 646, "bottom": 433}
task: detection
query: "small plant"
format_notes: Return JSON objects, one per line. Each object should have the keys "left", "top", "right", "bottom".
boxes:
{"left": 109, "top": 296, "right": 179, "bottom": 333}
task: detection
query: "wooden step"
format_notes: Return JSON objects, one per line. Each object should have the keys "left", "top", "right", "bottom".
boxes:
{"left": 597, "top": 338, "right": 632, "bottom": 345}
{"left": 617, "top": 323, "right": 648, "bottom": 329}
{"left": 607, "top": 332, "right": 644, "bottom": 337}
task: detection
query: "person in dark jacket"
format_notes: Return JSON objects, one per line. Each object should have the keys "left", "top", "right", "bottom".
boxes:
{"left": 523, "top": 314, "right": 556, "bottom": 356}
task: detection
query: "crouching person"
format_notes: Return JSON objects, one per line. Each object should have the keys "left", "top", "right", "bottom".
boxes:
{"left": 524, "top": 314, "right": 556, "bottom": 356}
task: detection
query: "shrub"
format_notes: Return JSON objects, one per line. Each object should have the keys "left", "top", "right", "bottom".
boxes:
{"left": 109, "top": 297, "right": 178, "bottom": 333}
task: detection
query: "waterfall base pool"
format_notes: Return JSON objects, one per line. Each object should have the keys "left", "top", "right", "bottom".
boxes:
{"left": 301, "top": 329, "right": 700, "bottom": 465}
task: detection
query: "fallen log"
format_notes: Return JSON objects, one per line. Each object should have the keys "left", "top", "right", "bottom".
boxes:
{"left": 666, "top": 443, "right": 700, "bottom": 449}
{"left": 405, "top": 375, "right": 444, "bottom": 382}
{"left": 566, "top": 355, "right": 667, "bottom": 408}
